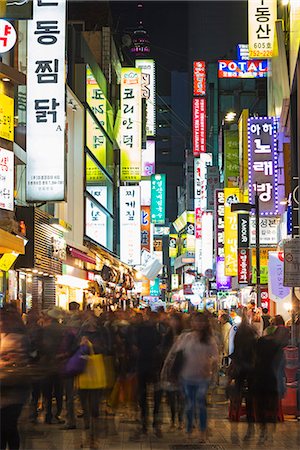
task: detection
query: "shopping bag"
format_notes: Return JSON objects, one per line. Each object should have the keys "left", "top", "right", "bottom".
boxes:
{"left": 76, "top": 343, "right": 107, "bottom": 389}
{"left": 62, "top": 345, "right": 88, "bottom": 378}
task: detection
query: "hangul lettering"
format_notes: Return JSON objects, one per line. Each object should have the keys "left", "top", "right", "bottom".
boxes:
{"left": 93, "top": 135, "right": 104, "bottom": 148}
{"left": 254, "top": 138, "right": 271, "bottom": 153}
{"left": 256, "top": 23, "right": 271, "bottom": 39}
{"left": 123, "top": 117, "right": 133, "bottom": 130}
{"left": 0, "top": 23, "right": 13, "bottom": 47}
{"left": 123, "top": 104, "right": 134, "bottom": 114}
{"left": 218, "top": 247, "right": 225, "bottom": 258}
{"left": 123, "top": 135, "right": 133, "bottom": 148}
{"left": 38, "top": 0, "right": 59, "bottom": 5}
{"left": 92, "top": 88, "right": 104, "bottom": 100}
{"left": 126, "top": 210, "right": 135, "bottom": 221}
{"left": 126, "top": 201, "right": 136, "bottom": 208}
{"left": 262, "top": 122, "right": 273, "bottom": 135}
{"left": 35, "top": 59, "right": 59, "bottom": 83}
{"left": 255, "top": 7, "right": 270, "bottom": 22}
{"left": 255, "top": 182, "right": 273, "bottom": 202}
{"left": 141, "top": 230, "right": 149, "bottom": 245}
{"left": 123, "top": 88, "right": 134, "bottom": 99}
{"left": 125, "top": 190, "right": 135, "bottom": 197}
{"left": 217, "top": 232, "right": 224, "bottom": 244}
{"left": 253, "top": 161, "right": 273, "bottom": 176}
{"left": 250, "top": 123, "right": 261, "bottom": 135}
{"left": 34, "top": 21, "right": 60, "bottom": 45}
{"left": 0, "top": 156, "right": 9, "bottom": 171}
{"left": 34, "top": 98, "right": 60, "bottom": 123}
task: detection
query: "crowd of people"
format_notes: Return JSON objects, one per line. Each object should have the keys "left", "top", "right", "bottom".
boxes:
{"left": 0, "top": 300, "right": 296, "bottom": 449}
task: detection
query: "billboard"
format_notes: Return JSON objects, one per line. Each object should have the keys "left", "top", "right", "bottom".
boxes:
{"left": 224, "top": 187, "right": 243, "bottom": 276}
{"left": 248, "top": 0, "right": 277, "bottom": 59}
{"left": 248, "top": 116, "right": 279, "bottom": 215}
{"left": 151, "top": 174, "right": 166, "bottom": 224}
{"left": 0, "top": 19, "right": 17, "bottom": 53}
{"left": 193, "top": 61, "right": 206, "bottom": 96}
{"left": 193, "top": 97, "right": 206, "bottom": 155}
{"left": 135, "top": 59, "right": 156, "bottom": 136}
{"left": 26, "top": 0, "right": 66, "bottom": 201}
{"left": 120, "top": 68, "right": 142, "bottom": 181}
{"left": 0, "top": 93, "right": 14, "bottom": 141}
{"left": 141, "top": 206, "right": 151, "bottom": 252}
{"left": 238, "top": 248, "right": 250, "bottom": 284}
{"left": 201, "top": 212, "right": 213, "bottom": 274}
{"left": 218, "top": 60, "right": 269, "bottom": 78}
{"left": 85, "top": 186, "right": 107, "bottom": 248}
{"left": 0, "top": 147, "right": 14, "bottom": 211}
{"left": 120, "top": 186, "right": 141, "bottom": 265}
{"left": 224, "top": 130, "right": 239, "bottom": 187}
{"left": 237, "top": 44, "right": 249, "bottom": 60}
{"left": 216, "top": 257, "right": 231, "bottom": 290}
{"left": 169, "top": 234, "right": 178, "bottom": 258}
{"left": 142, "top": 139, "right": 155, "bottom": 177}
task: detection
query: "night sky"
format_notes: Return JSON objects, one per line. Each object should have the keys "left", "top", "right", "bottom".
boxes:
{"left": 110, "top": 1, "right": 248, "bottom": 93}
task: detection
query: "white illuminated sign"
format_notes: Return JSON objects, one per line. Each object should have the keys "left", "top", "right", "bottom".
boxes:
{"left": 85, "top": 186, "right": 107, "bottom": 248}
{"left": 26, "top": 0, "right": 66, "bottom": 201}
{"left": 135, "top": 59, "right": 156, "bottom": 136}
{"left": 0, "top": 147, "right": 14, "bottom": 211}
{"left": 248, "top": 0, "right": 277, "bottom": 59}
{"left": 201, "top": 212, "right": 213, "bottom": 274}
{"left": 120, "top": 186, "right": 141, "bottom": 265}
{"left": 140, "top": 180, "right": 151, "bottom": 206}
{"left": 0, "top": 19, "right": 17, "bottom": 53}
{"left": 142, "top": 139, "right": 155, "bottom": 176}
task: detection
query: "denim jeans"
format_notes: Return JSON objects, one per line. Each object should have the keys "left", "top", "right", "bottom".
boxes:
{"left": 182, "top": 379, "right": 209, "bottom": 433}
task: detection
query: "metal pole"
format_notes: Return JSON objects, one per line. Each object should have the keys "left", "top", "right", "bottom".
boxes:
{"left": 255, "top": 187, "right": 261, "bottom": 308}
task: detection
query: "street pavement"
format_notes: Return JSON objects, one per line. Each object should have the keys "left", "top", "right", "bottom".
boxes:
{"left": 19, "top": 389, "right": 300, "bottom": 450}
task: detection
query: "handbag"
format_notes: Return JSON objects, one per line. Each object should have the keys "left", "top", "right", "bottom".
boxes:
{"left": 62, "top": 345, "right": 88, "bottom": 378}
{"left": 75, "top": 343, "right": 107, "bottom": 390}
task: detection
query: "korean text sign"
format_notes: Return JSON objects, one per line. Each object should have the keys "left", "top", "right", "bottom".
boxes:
{"left": 151, "top": 174, "right": 166, "bottom": 224}
{"left": 248, "top": 0, "right": 277, "bottom": 58}
{"left": 248, "top": 117, "right": 278, "bottom": 215}
{"left": 0, "top": 93, "right": 14, "bottom": 141}
{"left": 85, "top": 186, "right": 107, "bottom": 248}
{"left": 120, "top": 186, "right": 141, "bottom": 265}
{"left": 193, "top": 97, "right": 206, "bottom": 155}
{"left": 224, "top": 188, "right": 244, "bottom": 276}
{"left": 120, "top": 68, "right": 142, "bottom": 181}
{"left": 0, "top": 147, "right": 14, "bottom": 211}
{"left": 141, "top": 206, "right": 151, "bottom": 252}
{"left": 135, "top": 59, "right": 156, "bottom": 137}
{"left": 26, "top": 0, "right": 66, "bottom": 201}
{"left": 218, "top": 60, "right": 269, "bottom": 78}
{"left": 193, "top": 61, "right": 206, "bottom": 96}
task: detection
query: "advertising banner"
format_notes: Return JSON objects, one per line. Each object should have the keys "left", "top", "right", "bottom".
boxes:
{"left": 216, "top": 257, "right": 231, "bottom": 290}
{"left": 224, "top": 188, "right": 243, "bottom": 276}
{"left": 142, "top": 139, "right": 155, "bottom": 176}
{"left": 252, "top": 247, "right": 273, "bottom": 284}
{"left": 248, "top": 0, "right": 277, "bottom": 59}
{"left": 237, "top": 44, "right": 249, "bottom": 60}
{"left": 135, "top": 59, "right": 156, "bottom": 137}
{"left": 283, "top": 239, "right": 300, "bottom": 287}
{"left": 169, "top": 234, "right": 178, "bottom": 258}
{"left": 141, "top": 206, "right": 151, "bottom": 252}
{"left": 248, "top": 116, "right": 278, "bottom": 215}
{"left": 218, "top": 60, "right": 269, "bottom": 78}
{"left": 120, "top": 67, "right": 142, "bottom": 181}
{"left": 201, "top": 212, "right": 213, "bottom": 274}
{"left": 238, "top": 109, "right": 249, "bottom": 188}
{"left": 238, "top": 248, "right": 250, "bottom": 284}
{"left": 120, "top": 186, "right": 141, "bottom": 265}
{"left": 224, "top": 130, "right": 239, "bottom": 187}
{"left": 193, "top": 61, "right": 206, "bottom": 96}
{"left": 0, "top": 19, "right": 17, "bottom": 53}
{"left": 140, "top": 180, "right": 151, "bottom": 206}
{"left": 193, "top": 97, "right": 206, "bottom": 155}
{"left": 214, "top": 189, "right": 225, "bottom": 260}
{"left": 268, "top": 251, "right": 290, "bottom": 301}
{"left": 249, "top": 216, "right": 280, "bottom": 246}
{"left": 86, "top": 65, "right": 107, "bottom": 182}
{"left": 85, "top": 186, "right": 107, "bottom": 248}
{"left": 151, "top": 174, "right": 166, "bottom": 224}
{"left": 0, "top": 93, "right": 14, "bottom": 141}
{"left": 26, "top": 0, "right": 66, "bottom": 201}
{"left": 238, "top": 214, "right": 249, "bottom": 248}
{"left": 0, "top": 147, "right": 14, "bottom": 211}
{"left": 171, "top": 274, "right": 179, "bottom": 290}
{"left": 207, "top": 166, "right": 220, "bottom": 210}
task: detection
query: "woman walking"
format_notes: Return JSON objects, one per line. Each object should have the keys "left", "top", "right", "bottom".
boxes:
{"left": 163, "top": 312, "right": 219, "bottom": 442}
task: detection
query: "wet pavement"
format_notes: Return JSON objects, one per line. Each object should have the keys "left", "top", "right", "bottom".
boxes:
{"left": 18, "top": 388, "right": 300, "bottom": 450}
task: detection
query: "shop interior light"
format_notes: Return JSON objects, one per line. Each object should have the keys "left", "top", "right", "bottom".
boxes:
{"left": 32, "top": 269, "right": 38, "bottom": 273}
{"left": 2, "top": 77, "right": 11, "bottom": 82}
{"left": 224, "top": 111, "right": 237, "bottom": 122}
{"left": 281, "top": 0, "right": 289, "bottom": 5}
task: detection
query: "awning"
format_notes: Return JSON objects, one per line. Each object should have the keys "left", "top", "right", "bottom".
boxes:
{"left": 68, "top": 246, "right": 96, "bottom": 265}
{"left": 0, "top": 228, "right": 25, "bottom": 254}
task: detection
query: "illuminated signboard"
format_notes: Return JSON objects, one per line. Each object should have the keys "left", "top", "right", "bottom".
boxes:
{"left": 86, "top": 65, "right": 107, "bottom": 182}
{"left": 224, "top": 188, "right": 244, "bottom": 276}
{"left": 218, "top": 60, "right": 269, "bottom": 78}
{"left": 142, "top": 139, "right": 155, "bottom": 177}
{"left": 151, "top": 174, "right": 166, "bottom": 224}
{"left": 120, "top": 186, "right": 141, "bottom": 265}
{"left": 248, "top": 0, "right": 277, "bottom": 59}
{"left": 237, "top": 44, "right": 249, "bottom": 60}
{"left": 120, "top": 68, "right": 142, "bottom": 181}
{"left": 85, "top": 186, "right": 107, "bottom": 248}
{"left": 224, "top": 130, "right": 239, "bottom": 187}
{"left": 193, "top": 97, "right": 206, "bottom": 156}
{"left": 214, "top": 189, "right": 225, "bottom": 260}
{"left": 216, "top": 257, "right": 231, "bottom": 290}
{"left": 26, "top": 0, "right": 66, "bottom": 201}
{"left": 0, "top": 19, "right": 17, "bottom": 53}
{"left": 0, "top": 93, "right": 14, "bottom": 141}
{"left": 194, "top": 153, "right": 212, "bottom": 210}
{"left": 169, "top": 234, "right": 178, "bottom": 258}
{"left": 0, "top": 147, "right": 14, "bottom": 211}
{"left": 135, "top": 59, "right": 156, "bottom": 136}
{"left": 193, "top": 61, "right": 206, "bottom": 96}
{"left": 141, "top": 206, "right": 151, "bottom": 252}
{"left": 140, "top": 179, "right": 151, "bottom": 206}
{"left": 201, "top": 212, "right": 213, "bottom": 274}
{"left": 248, "top": 116, "right": 279, "bottom": 215}
{"left": 238, "top": 248, "right": 250, "bottom": 284}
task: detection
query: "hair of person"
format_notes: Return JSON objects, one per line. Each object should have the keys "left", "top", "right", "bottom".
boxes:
{"left": 262, "top": 307, "right": 269, "bottom": 314}
{"left": 191, "top": 312, "right": 212, "bottom": 343}
{"left": 221, "top": 313, "right": 230, "bottom": 323}
{"left": 0, "top": 306, "right": 26, "bottom": 333}
{"left": 274, "top": 314, "right": 285, "bottom": 326}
